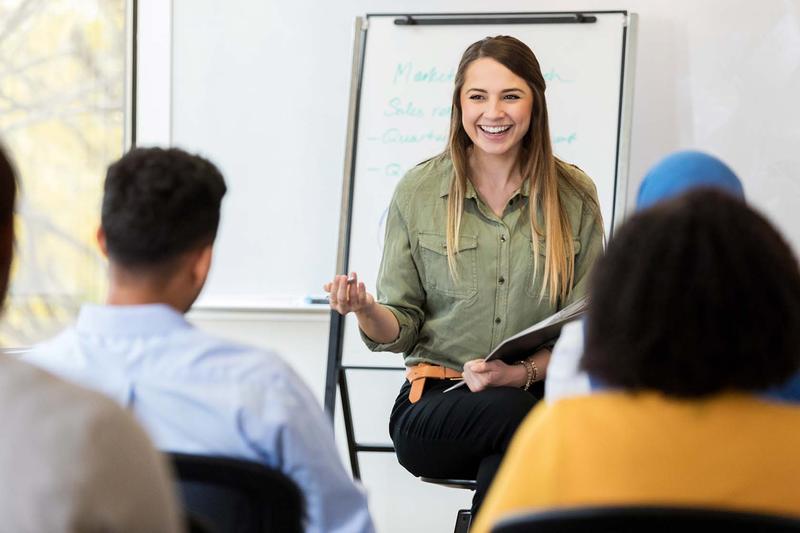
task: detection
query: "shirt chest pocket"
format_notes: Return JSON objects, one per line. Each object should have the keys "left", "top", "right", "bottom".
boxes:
{"left": 526, "top": 238, "right": 582, "bottom": 298}
{"left": 418, "top": 232, "right": 478, "bottom": 299}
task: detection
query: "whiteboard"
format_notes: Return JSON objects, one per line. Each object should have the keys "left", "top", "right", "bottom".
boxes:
{"left": 339, "top": 12, "right": 636, "bottom": 365}
{"left": 167, "top": 0, "right": 345, "bottom": 309}
{"left": 137, "top": 1, "right": 800, "bottom": 317}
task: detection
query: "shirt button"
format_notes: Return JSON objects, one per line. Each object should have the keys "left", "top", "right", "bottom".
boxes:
{"left": 498, "top": 277, "right": 505, "bottom": 285}
{"left": 500, "top": 235, "right": 507, "bottom": 242}
{"left": 495, "top": 317, "right": 501, "bottom": 324}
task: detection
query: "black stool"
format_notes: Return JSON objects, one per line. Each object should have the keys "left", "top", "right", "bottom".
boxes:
{"left": 420, "top": 477, "right": 477, "bottom": 533}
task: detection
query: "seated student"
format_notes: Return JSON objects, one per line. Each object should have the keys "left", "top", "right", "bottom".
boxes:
{"left": 547, "top": 151, "right": 800, "bottom": 403}
{"left": 0, "top": 145, "right": 182, "bottom": 532}
{"left": 547, "top": 150, "right": 751, "bottom": 402}
{"left": 471, "top": 189, "right": 800, "bottom": 532}
{"left": 26, "top": 147, "right": 375, "bottom": 533}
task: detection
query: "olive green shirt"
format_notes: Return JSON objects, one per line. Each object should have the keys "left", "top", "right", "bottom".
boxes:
{"left": 361, "top": 156, "right": 604, "bottom": 371}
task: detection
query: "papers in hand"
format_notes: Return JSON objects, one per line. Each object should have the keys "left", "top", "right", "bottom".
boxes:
{"left": 443, "top": 296, "right": 589, "bottom": 393}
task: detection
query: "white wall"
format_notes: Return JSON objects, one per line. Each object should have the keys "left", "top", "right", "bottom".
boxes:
{"left": 144, "top": 2, "right": 800, "bottom": 532}
{"left": 138, "top": 0, "right": 800, "bottom": 256}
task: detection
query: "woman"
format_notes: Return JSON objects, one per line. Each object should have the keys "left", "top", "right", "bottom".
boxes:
{"left": 325, "top": 36, "right": 603, "bottom": 511}
{"left": 545, "top": 150, "right": 748, "bottom": 403}
{"left": 546, "top": 150, "right": 800, "bottom": 405}
{"left": 472, "top": 189, "right": 800, "bottom": 532}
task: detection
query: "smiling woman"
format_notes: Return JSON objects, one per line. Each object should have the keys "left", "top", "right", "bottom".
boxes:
{"left": 460, "top": 58, "right": 533, "bottom": 160}
{"left": 324, "top": 35, "right": 605, "bottom": 516}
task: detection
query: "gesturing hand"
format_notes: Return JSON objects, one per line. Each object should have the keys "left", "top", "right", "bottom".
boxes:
{"left": 323, "top": 272, "right": 375, "bottom": 316}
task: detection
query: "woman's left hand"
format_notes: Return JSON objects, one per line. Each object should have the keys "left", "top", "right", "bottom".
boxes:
{"left": 462, "top": 359, "right": 525, "bottom": 392}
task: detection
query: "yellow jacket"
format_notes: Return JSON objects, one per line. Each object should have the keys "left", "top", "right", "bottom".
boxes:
{"left": 472, "top": 391, "right": 800, "bottom": 533}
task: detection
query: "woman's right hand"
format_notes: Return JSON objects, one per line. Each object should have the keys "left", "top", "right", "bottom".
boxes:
{"left": 323, "top": 272, "right": 375, "bottom": 316}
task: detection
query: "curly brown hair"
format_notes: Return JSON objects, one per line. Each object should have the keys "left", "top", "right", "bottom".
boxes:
{"left": 582, "top": 188, "right": 800, "bottom": 397}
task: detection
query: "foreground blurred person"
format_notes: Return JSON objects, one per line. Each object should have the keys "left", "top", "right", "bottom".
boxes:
{"left": 473, "top": 189, "right": 800, "bottom": 532}
{"left": 0, "top": 145, "right": 182, "bottom": 532}
{"left": 27, "top": 147, "right": 374, "bottom": 533}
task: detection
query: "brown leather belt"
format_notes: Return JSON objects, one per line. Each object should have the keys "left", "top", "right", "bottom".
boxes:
{"left": 405, "top": 363, "right": 463, "bottom": 404}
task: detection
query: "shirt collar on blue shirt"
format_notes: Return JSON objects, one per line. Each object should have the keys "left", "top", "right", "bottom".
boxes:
{"left": 76, "top": 303, "right": 192, "bottom": 337}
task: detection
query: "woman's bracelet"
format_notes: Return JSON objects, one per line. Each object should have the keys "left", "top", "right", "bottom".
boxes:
{"left": 515, "top": 358, "right": 538, "bottom": 391}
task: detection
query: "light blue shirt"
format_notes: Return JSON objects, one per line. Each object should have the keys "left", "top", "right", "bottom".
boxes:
{"left": 26, "top": 304, "right": 375, "bottom": 533}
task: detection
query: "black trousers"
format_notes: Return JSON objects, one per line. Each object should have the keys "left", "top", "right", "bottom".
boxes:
{"left": 390, "top": 378, "right": 542, "bottom": 514}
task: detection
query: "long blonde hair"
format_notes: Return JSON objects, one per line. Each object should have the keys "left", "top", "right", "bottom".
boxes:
{"left": 443, "top": 36, "right": 600, "bottom": 304}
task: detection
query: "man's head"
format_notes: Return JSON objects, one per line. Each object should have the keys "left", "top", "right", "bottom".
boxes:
{"left": 99, "top": 147, "right": 227, "bottom": 311}
{"left": 0, "top": 143, "right": 16, "bottom": 304}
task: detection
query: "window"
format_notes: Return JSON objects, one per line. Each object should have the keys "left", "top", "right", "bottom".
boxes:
{"left": 0, "top": 0, "right": 128, "bottom": 345}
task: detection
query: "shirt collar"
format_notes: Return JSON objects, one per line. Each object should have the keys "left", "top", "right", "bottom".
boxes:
{"left": 76, "top": 303, "right": 192, "bottom": 336}
{"left": 439, "top": 169, "right": 455, "bottom": 198}
{"left": 439, "top": 170, "right": 531, "bottom": 200}
{"left": 520, "top": 178, "right": 531, "bottom": 197}
{"left": 464, "top": 179, "right": 478, "bottom": 200}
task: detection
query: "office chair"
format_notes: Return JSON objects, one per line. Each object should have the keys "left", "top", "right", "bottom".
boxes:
{"left": 491, "top": 505, "right": 800, "bottom": 533}
{"left": 167, "top": 452, "right": 304, "bottom": 533}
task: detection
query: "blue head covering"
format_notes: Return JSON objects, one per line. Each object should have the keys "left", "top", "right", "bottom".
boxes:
{"left": 636, "top": 150, "right": 745, "bottom": 211}
{"left": 583, "top": 150, "right": 747, "bottom": 395}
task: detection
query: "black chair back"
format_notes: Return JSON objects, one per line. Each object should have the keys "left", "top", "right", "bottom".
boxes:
{"left": 492, "top": 506, "right": 800, "bottom": 533}
{"left": 168, "top": 452, "right": 304, "bottom": 533}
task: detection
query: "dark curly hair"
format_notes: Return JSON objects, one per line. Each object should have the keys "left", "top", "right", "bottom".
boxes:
{"left": 102, "top": 147, "right": 227, "bottom": 268}
{"left": 0, "top": 143, "right": 16, "bottom": 301}
{"left": 582, "top": 188, "right": 800, "bottom": 397}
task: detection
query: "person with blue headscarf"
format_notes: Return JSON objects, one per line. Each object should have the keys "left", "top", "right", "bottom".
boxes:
{"left": 545, "top": 150, "right": 800, "bottom": 403}
{"left": 472, "top": 187, "right": 800, "bottom": 532}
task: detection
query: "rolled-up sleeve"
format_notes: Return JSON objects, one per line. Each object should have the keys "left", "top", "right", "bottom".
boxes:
{"left": 360, "top": 191, "right": 425, "bottom": 354}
